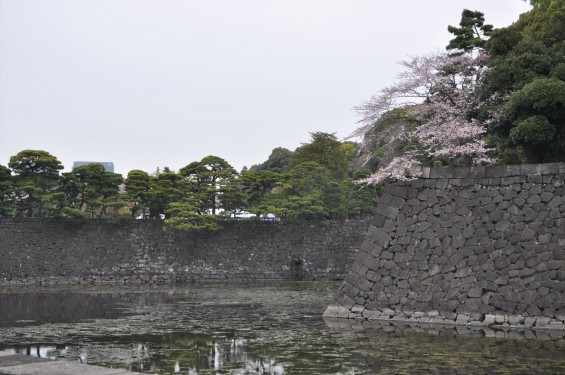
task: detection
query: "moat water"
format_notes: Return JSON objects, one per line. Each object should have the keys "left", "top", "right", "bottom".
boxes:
{"left": 0, "top": 282, "right": 564, "bottom": 374}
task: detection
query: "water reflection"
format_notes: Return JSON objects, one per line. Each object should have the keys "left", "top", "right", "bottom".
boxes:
{"left": 324, "top": 318, "right": 565, "bottom": 374}
{"left": 0, "top": 284, "right": 564, "bottom": 374}
{"left": 0, "top": 287, "right": 178, "bottom": 327}
{"left": 3, "top": 336, "right": 286, "bottom": 374}
{"left": 3, "top": 344, "right": 67, "bottom": 360}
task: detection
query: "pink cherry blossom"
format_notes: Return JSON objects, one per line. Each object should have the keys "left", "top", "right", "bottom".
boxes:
{"left": 353, "top": 50, "right": 494, "bottom": 184}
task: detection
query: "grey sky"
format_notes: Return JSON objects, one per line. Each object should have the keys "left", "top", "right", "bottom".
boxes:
{"left": 0, "top": 0, "right": 531, "bottom": 176}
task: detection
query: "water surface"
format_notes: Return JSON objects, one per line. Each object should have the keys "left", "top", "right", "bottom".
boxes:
{"left": 0, "top": 283, "right": 564, "bottom": 374}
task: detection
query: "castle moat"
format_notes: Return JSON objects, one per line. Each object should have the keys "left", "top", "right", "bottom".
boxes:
{"left": 1, "top": 282, "right": 564, "bottom": 374}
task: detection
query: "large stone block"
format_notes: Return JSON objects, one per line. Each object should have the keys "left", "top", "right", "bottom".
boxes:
{"left": 384, "top": 184, "right": 409, "bottom": 199}
{"left": 365, "top": 226, "right": 392, "bottom": 249}
{"left": 485, "top": 166, "right": 509, "bottom": 178}
{"left": 323, "top": 303, "right": 351, "bottom": 318}
{"left": 539, "top": 163, "right": 561, "bottom": 175}
{"left": 336, "top": 292, "right": 357, "bottom": 310}
{"left": 390, "top": 196, "right": 406, "bottom": 209}
{"left": 375, "top": 204, "right": 399, "bottom": 220}
{"left": 368, "top": 214, "right": 386, "bottom": 228}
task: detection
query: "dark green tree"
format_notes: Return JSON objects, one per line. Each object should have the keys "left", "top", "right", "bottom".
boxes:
{"left": 218, "top": 177, "right": 247, "bottom": 218}
{"left": 353, "top": 168, "right": 379, "bottom": 216}
{"left": 249, "top": 147, "right": 293, "bottom": 174}
{"left": 446, "top": 9, "right": 493, "bottom": 53}
{"left": 0, "top": 165, "right": 14, "bottom": 217}
{"left": 521, "top": 0, "right": 565, "bottom": 47}
{"left": 239, "top": 170, "right": 283, "bottom": 216}
{"left": 339, "top": 169, "right": 378, "bottom": 219}
{"left": 164, "top": 198, "right": 220, "bottom": 231}
{"left": 339, "top": 178, "right": 358, "bottom": 220}
{"left": 8, "top": 150, "right": 63, "bottom": 217}
{"left": 125, "top": 170, "right": 151, "bottom": 218}
{"left": 62, "top": 163, "right": 123, "bottom": 218}
{"left": 505, "top": 77, "right": 565, "bottom": 161}
{"left": 265, "top": 162, "right": 338, "bottom": 221}
{"left": 289, "top": 132, "right": 353, "bottom": 181}
{"left": 180, "top": 156, "right": 238, "bottom": 215}
{"left": 479, "top": 0, "right": 565, "bottom": 163}
{"left": 145, "top": 169, "right": 186, "bottom": 219}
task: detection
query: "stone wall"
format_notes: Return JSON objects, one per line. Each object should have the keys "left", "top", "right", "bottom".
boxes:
{"left": 0, "top": 219, "right": 368, "bottom": 285}
{"left": 324, "top": 163, "right": 565, "bottom": 330}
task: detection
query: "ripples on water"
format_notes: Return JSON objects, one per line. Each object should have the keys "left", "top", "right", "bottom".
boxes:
{"left": 0, "top": 283, "right": 564, "bottom": 374}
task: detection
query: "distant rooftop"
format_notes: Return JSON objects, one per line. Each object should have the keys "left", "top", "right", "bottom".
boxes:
{"left": 73, "top": 161, "right": 115, "bottom": 173}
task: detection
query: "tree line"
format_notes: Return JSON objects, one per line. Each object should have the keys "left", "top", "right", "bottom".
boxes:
{"left": 0, "top": 133, "right": 378, "bottom": 230}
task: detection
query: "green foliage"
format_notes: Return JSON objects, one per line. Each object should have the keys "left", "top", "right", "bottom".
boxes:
{"left": 289, "top": 132, "right": 353, "bottom": 180}
{"left": 337, "top": 169, "right": 379, "bottom": 219}
{"left": 145, "top": 169, "right": 186, "bottom": 219}
{"left": 339, "top": 179, "right": 358, "bottom": 219}
{"left": 323, "top": 181, "right": 342, "bottom": 218}
{"left": 503, "top": 77, "right": 565, "bottom": 161}
{"left": 486, "top": 26, "right": 522, "bottom": 58}
{"left": 61, "top": 206, "right": 89, "bottom": 219}
{"left": 8, "top": 149, "right": 64, "bottom": 178}
{"left": 481, "top": 1, "right": 565, "bottom": 163}
{"left": 245, "top": 131, "right": 379, "bottom": 220}
{"left": 522, "top": 0, "right": 565, "bottom": 47}
{"left": 0, "top": 165, "right": 14, "bottom": 217}
{"left": 218, "top": 177, "right": 247, "bottom": 218}
{"left": 125, "top": 170, "right": 150, "bottom": 218}
{"left": 447, "top": 9, "right": 493, "bottom": 53}
{"left": 353, "top": 168, "right": 380, "bottom": 214}
{"left": 237, "top": 170, "right": 283, "bottom": 216}
{"left": 40, "top": 191, "right": 69, "bottom": 218}
{"left": 164, "top": 200, "right": 221, "bottom": 231}
{"left": 61, "top": 163, "right": 124, "bottom": 218}
{"left": 510, "top": 116, "right": 555, "bottom": 145}
{"left": 552, "top": 63, "right": 565, "bottom": 81}
{"left": 1, "top": 146, "right": 379, "bottom": 224}
{"left": 483, "top": 39, "right": 555, "bottom": 97}
{"left": 8, "top": 150, "right": 63, "bottom": 217}
{"left": 180, "top": 155, "right": 238, "bottom": 215}
{"left": 262, "top": 162, "right": 335, "bottom": 220}
{"left": 249, "top": 147, "right": 293, "bottom": 174}
{"left": 505, "top": 77, "right": 565, "bottom": 114}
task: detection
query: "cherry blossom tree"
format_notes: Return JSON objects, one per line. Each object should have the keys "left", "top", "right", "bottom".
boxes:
{"left": 353, "top": 50, "right": 494, "bottom": 184}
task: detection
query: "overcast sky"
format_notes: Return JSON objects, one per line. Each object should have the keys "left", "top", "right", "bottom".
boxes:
{"left": 0, "top": 0, "right": 532, "bottom": 176}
